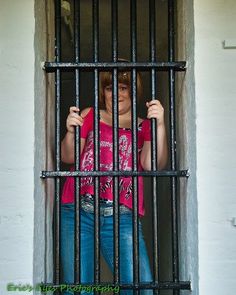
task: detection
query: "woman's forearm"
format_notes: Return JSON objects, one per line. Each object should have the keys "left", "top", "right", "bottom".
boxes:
{"left": 141, "top": 123, "right": 168, "bottom": 171}
{"left": 156, "top": 123, "right": 168, "bottom": 169}
{"left": 61, "top": 132, "right": 75, "bottom": 163}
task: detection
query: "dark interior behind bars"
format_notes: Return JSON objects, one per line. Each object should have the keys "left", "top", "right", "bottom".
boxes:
{"left": 42, "top": 0, "right": 190, "bottom": 294}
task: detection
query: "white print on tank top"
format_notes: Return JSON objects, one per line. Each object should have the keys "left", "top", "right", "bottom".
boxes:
{"left": 80, "top": 129, "right": 141, "bottom": 201}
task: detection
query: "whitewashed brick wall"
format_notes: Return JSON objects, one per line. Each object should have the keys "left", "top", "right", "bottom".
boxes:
{"left": 194, "top": 0, "right": 236, "bottom": 294}
{"left": 0, "top": 1, "right": 35, "bottom": 294}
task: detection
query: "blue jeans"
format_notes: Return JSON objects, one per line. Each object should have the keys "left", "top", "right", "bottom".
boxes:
{"left": 60, "top": 203, "right": 153, "bottom": 295}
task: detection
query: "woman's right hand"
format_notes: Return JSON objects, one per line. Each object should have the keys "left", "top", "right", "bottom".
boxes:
{"left": 66, "top": 106, "right": 84, "bottom": 133}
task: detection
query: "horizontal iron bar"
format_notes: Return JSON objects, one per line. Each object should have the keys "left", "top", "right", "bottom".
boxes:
{"left": 40, "top": 281, "right": 191, "bottom": 290}
{"left": 43, "top": 61, "right": 186, "bottom": 72}
{"left": 40, "top": 170, "right": 189, "bottom": 178}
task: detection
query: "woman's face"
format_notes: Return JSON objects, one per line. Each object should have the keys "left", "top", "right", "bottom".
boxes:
{"left": 103, "top": 83, "right": 131, "bottom": 115}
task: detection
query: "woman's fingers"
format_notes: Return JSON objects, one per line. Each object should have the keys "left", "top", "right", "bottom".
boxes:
{"left": 69, "top": 106, "right": 80, "bottom": 113}
{"left": 68, "top": 117, "right": 83, "bottom": 125}
{"left": 146, "top": 99, "right": 162, "bottom": 107}
{"left": 68, "top": 107, "right": 84, "bottom": 123}
{"left": 146, "top": 99, "right": 164, "bottom": 124}
{"left": 67, "top": 106, "right": 84, "bottom": 132}
{"left": 69, "top": 111, "right": 83, "bottom": 120}
{"left": 147, "top": 111, "right": 161, "bottom": 119}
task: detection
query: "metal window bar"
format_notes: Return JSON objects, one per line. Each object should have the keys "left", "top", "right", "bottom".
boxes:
{"left": 130, "top": 1, "right": 139, "bottom": 295}
{"left": 149, "top": 1, "right": 160, "bottom": 295}
{"left": 74, "top": 0, "right": 81, "bottom": 288}
{"left": 53, "top": 0, "right": 61, "bottom": 292}
{"left": 168, "top": 1, "right": 180, "bottom": 294}
{"left": 111, "top": 0, "right": 120, "bottom": 288}
{"left": 43, "top": 61, "right": 186, "bottom": 72}
{"left": 92, "top": 0, "right": 101, "bottom": 291}
{"left": 41, "top": 0, "right": 191, "bottom": 293}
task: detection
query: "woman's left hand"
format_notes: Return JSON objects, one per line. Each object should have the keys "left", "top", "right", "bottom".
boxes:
{"left": 146, "top": 100, "right": 165, "bottom": 126}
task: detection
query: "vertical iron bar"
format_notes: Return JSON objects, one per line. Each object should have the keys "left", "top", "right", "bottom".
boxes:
{"left": 149, "top": 0, "right": 159, "bottom": 294}
{"left": 168, "top": 0, "right": 180, "bottom": 294}
{"left": 93, "top": 0, "right": 100, "bottom": 290}
{"left": 130, "top": 0, "right": 139, "bottom": 293}
{"left": 111, "top": 0, "right": 120, "bottom": 287}
{"left": 74, "top": 0, "right": 81, "bottom": 287}
{"left": 54, "top": 0, "right": 61, "bottom": 292}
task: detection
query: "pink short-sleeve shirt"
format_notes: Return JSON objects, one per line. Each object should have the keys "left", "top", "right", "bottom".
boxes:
{"left": 61, "top": 107, "right": 151, "bottom": 216}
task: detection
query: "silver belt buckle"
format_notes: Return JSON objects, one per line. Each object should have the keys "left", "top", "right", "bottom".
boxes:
{"left": 102, "top": 207, "right": 113, "bottom": 217}
{"left": 81, "top": 202, "right": 94, "bottom": 213}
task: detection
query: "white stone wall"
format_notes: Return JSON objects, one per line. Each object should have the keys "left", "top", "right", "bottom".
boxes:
{"left": 0, "top": 1, "right": 35, "bottom": 294}
{"left": 177, "top": 0, "right": 199, "bottom": 294}
{"left": 1, "top": 1, "right": 236, "bottom": 295}
{"left": 194, "top": 0, "right": 236, "bottom": 294}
